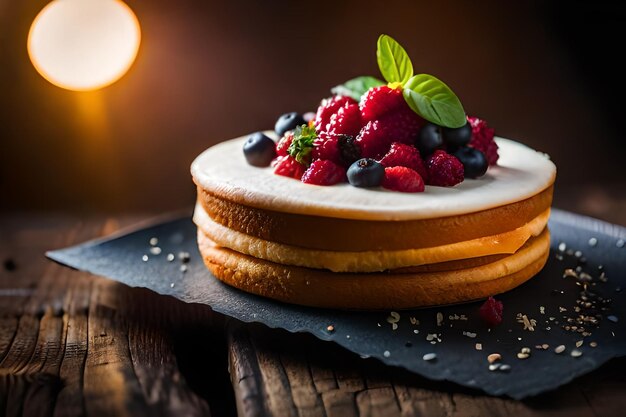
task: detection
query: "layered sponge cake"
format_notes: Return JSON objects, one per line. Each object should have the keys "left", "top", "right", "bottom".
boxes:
{"left": 191, "top": 134, "right": 556, "bottom": 309}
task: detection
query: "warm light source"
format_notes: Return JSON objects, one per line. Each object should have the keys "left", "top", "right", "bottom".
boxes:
{"left": 28, "top": 0, "right": 141, "bottom": 91}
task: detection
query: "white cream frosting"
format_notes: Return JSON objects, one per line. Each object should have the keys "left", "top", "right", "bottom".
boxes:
{"left": 194, "top": 202, "right": 549, "bottom": 272}
{"left": 191, "top": 132, "right": 556, "bottom": 220}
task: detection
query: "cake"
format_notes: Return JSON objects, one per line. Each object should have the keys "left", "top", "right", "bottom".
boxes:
{"left": 191, "top": 34, "right": 556, "bottom": 310}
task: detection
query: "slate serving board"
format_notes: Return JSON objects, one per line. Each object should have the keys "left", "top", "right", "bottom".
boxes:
{"left": 47, "top": 208, "right": 626, "bottom": 399}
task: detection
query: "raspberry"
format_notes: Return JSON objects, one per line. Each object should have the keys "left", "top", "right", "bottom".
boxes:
{"left": 273, "top": 155, "right": 306, "bottom": 180}
{"left": 381, "top": 166, "right": 425, "bottom": 193}
{"left": 379, "top": 142, "right": 428, "bottom": 180}
{"left": 479, "top": 296, "right": 503, "bottom": 327}
{"left": 314, "top": 96, "right": 357, "bottom": 133}
{"left": 468, "top": 116, "right": 499, "bottom": 165}
{"left": 426, "top": 150, "right": 464, "bottom": 186}
{"left": 312, "top": 133, "right": 342, "bottom": 165}
{"left": 359, "top": 86, "right": 405, "bottom": 122}
{"left": 276, "top": 132, "right": 294, "bottom": 157}
{"left": 327, "top": 103, "right": 362, "bottom": 137}
{"left": 356, "top": 120, "right": 391, "bottom": 159}
{"left": 301, "top": 160, "right": 346, "bottom": 185}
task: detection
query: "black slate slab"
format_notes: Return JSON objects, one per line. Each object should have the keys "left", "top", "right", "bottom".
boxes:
{"left": 46, "top": 209, "right": 626, "bottom": 399}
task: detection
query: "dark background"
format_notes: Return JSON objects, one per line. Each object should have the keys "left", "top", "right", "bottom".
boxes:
{"left": 1, "top": 0, "right": 625, "bottom": 222}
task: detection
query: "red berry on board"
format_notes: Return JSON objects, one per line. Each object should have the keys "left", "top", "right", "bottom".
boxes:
{"left": 301, "top": 159, "right": 346, "bottom": 185}
{"left": 425, "top": 150, "right": 464, "bottom": 186}
{"left": 381, "top": 166, "right": 425, "bottom": 193}
{"left": 479, "top": 296, "right": 504, "bottom": 327}
{"left": 312, "top": 133, "right": 343, "bottom": 165}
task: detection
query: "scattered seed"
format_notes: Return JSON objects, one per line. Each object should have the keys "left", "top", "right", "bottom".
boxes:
{"left": 149, "top": 247, "right": 162, "bottom": 255}
{"left": 563, "top": 269, "right": 577, "bottom": 278}
{"left": 166, "top": 253, "right": 175, "bottom": 262}
{"left": 574, "top": 250, "right": 583, "bottom": 258}
{"left": 142, "top": 255, "right": 149, "bottom": 262}
{"left": 576, "top": 340, "right": 584, "bottom": 348}
{"left": 570, "top": 349, "right": 583, "bottom": 358}
{"left": 521, "top": 347, "right": 531, "bottom": 354}
{"left": 489, "top": 363, "right": 501, "bottom": 371}
{"left": 540, "top": 306, "right": 545, "bottom": 315}
{"left": 180, "top": 265, "right": 188, "bottom": 273}
{"left": 554, "top": 345, "right": 566, "bottom": 354}
{"left": 178, "top": 251, "right": 191, "bottom": 262}
{"left": 149, "top": 237, "right": 159, "bottom": 246}
{"left": 499, "top": 364, "right": 511, "bottom": 372}
{"left": 517, "top": 313, "right": 537, "bottom": 331}
{"left": 392, "top": 323, "right": 398, "bottom": 330}
{"left": 558, "top": 242, "right": 567, "bottom": 252}
{"left": 423, "top": 353, "right": 437, "bottom": 361}
{"left": 413, "top": 329, "right": 419, "bottom": 334}
{"left": 346, "top": 335, "right": 351, "bottom": 339}
{"left": 616, "top": 239, "right": 625, "bottom": 248}
{"left": 542, "top": 344, "right": 549, "bottom": 350}
{"left": 475, "top": 343, "right": 483, "bottom": 351}
{"left": 487, "top": 353, "right": 501, "bottom": 363}
{"left": 436, "top": 312, "right": 444, "bottom": 326}
{"left": 409, "top": 316, "right": 419, "bottom": 325}
{"left": 588, "top": 237, "right": 598, "bottom": 247}
{"left": 326, "top": 325, "right": 335, "bottom": 333}
{"left": 463, "top": 331, "right": 477, "bottom": 338}
{"left": 589, "top": 342, "right": 598, "bottom": 348}
{"left": 383, "top": 350, "right": 390, "bottom": 358}
{"left": 170, "top": 282, "right": 175, "bottom": 288}
{"left": 607, "top": 315, "right": 619, "bottom": 323}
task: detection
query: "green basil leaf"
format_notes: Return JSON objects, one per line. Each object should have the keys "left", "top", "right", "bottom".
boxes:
{"left": 331, "top": 76, "right": 386, "bottom": 101}
{"left": 376, "top": 34, "right": 413, "bottom": 84}
{"left": 402, "top": 74, "right": 466, "bottom": 128}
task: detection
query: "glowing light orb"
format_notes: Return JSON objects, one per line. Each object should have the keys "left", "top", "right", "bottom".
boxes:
{"left": 28, "top": 0, "right": 141, "bottom": 91}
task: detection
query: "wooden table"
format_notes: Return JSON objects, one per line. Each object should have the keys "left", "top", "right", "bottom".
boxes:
{"left": 2, "top": 212, "right": 626, "bottom": 417}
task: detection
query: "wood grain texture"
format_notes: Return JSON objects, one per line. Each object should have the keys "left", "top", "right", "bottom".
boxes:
{"left": 227, "top": 321, "right": 626, "bottom": 417}
{"left": 0, "top": 215, "right": 228, "bottom": 417}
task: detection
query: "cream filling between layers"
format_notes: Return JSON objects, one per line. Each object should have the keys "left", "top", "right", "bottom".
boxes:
{"left": 193, "top": 203, "right": 550, "bottom": 273}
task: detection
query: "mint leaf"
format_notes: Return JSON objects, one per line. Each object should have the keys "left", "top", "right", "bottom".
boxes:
{"left": 377, "top": 34, "right": 413, "bottom": 84}
{"left": 288, "top": 124, "right": 317, "bottom": 164}
{"left": 331, "top": 76, "right": 385, "bottom": 101}
{"left": 402, "top": 74, "right": 466, "bottom": 128}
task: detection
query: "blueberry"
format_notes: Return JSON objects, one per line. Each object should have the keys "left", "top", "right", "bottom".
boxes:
{"left": 442, "top": 122, "right": 472, "bottom": 147}
{"left": 347, "top": 158, "right": 385, "bottom": 187}
{"left": 243, "top": 132, "right": 276, "bottom": 167}
{"left": 275, "top": 112, "right": 306, "bottom": 137}
{"left": 416, "top": 123, "right": 443, "bottom": 155}
{"left": 453, "top": 146, "right": 488, "bottom": 178}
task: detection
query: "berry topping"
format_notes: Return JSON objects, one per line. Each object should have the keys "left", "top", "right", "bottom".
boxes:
{"left": 382, "top": 166, "right": 425, "bottom": 193}
{"left": 273, "top": 155, "right": 306, "bottom": 180}
{"left": 287, "top": 124, "right": 317, "bottom": 164}
{"left": 337, "top": 134, "right": 361, "bottom": 166}
{"left": 243, "top": 132, "right": 276, "bottom": 167}
{"left": 276, "top": 131, "right": 293, "bottom": 157}
{"left": 314, "top": 96, "right": 357, "bottom": 133}
{"left": 468, "top": 116, "right": 499, "bottom": 165}
{"left": 442, "top": 122, "right": 472, "bottom": 148}
{"left": 356, "top": 120, "right": 390, "bottom": 159}
{"left": 301, "top": 160, "right": 346, "bottom": 185}
{"left": 312, "top": 133, "right": 342, "bottom": 165}
{"left": 275, "top": 112, "right": 306, "bottom": 137}
{"left": 416, "top": 123, "right": 443, "bottom": 155}
{"left": 425, "top": 150, "right": 464, "bottom": 186}
{"left": 379, "top": 142, "right": 428, "bottom": 180}
{"left": 359, "top": 85, "right": 404, "bottom": 122}
{"left": 347, "top": 158, "right": 385, "bottom": 187}
{"left": 327, "top": 103, "right": 362, "bottom": 137}
{"left": 479, "top": 296, "right": 504, "bottom": 327}
{"left": 453, "top": 146, "right": 488, "bottom": 179}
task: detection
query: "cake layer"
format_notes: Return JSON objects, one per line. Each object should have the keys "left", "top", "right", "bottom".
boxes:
{"left": 194, "top": 202, "right": 549, "bottom": 272}
{"left": 198, "top": 228, "right": 550, "bottom": 310}
{"left": 191, "top": 134, "right": 556, "bottom": 221}
{"left": 197, "top": 185, "right": 553, "bottom": 251}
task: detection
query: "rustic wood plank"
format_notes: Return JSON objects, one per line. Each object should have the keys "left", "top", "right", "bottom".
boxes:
{"left": 0, "top": 214, "right": 229, "bottom": 417}
{"left": 227, "top": 321, "right": 626, "bottom": 417}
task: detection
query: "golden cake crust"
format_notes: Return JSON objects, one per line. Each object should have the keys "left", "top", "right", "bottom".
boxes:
{"left": 198, "top": 229, "right": 550, "bottom": 310}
